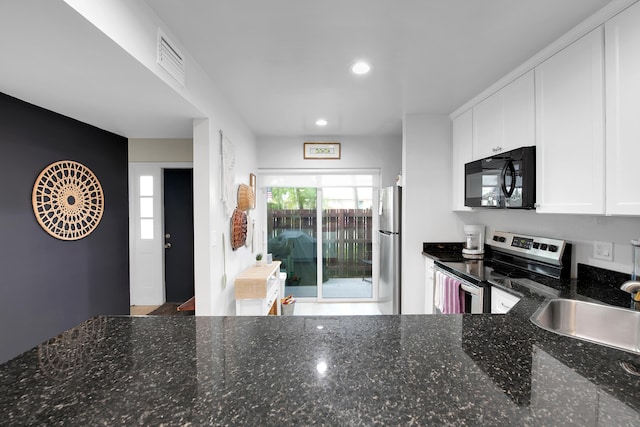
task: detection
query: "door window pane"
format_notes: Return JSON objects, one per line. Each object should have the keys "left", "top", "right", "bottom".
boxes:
{"left": 267, "top": 188, "right": 318, "bottom": 298}
{"left": 139, "top": 175, "right": 154, "bottom": 196}
{"left": 322, "top": 187, "right": 373, "bottom": 298}
{"left": 140, "top": 197, "right": 153, "bottom": 218}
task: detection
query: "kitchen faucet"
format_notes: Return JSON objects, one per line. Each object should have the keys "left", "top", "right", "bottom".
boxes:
{"left": 620, "top": 280, "right": 640, "bottom": 310}
{"left": 621, "top": 239, "right": 640, "bottom": 309}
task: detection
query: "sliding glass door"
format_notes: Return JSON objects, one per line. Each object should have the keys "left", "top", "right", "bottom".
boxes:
{"left": 266, "top": 177, "right": 376, "bottom": 301}
{"left": 321, "top": 187, "right": 373, "bottom": 298}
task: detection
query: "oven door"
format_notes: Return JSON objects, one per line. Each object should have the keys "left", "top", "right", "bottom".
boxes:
{"left": 433, "top": 267, "right": 485, "bottom": 314}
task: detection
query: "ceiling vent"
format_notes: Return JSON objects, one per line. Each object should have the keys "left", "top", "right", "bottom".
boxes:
{"left": 157, "top": 29, "right": 185, "bottom": 87}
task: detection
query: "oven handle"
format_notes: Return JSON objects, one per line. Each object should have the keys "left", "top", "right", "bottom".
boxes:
{"left": 434, "top": 266, "right": 485, "bottom": 314}
{"left": 460, "top": 282, "right": 480, "bottom": 295}
{"left": 435, "top": 266, "right": 480, "bottom": 292}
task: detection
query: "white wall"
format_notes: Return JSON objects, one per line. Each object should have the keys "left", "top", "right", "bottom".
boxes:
{"left": 129, "top": 138, "right": 193, "bottom": 162}
{"left": 67, "top": 0, "right": 259, "bottom": 315}
{"left": 256, "top": 135, "right": 402, "bottom": 187}
{"left": 402, "top": 114, "right": 466, "bottom": 314}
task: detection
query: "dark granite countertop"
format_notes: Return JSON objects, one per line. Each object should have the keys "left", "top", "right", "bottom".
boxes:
{"left": 2, "top": 266, "right": 640, "bottom": 425}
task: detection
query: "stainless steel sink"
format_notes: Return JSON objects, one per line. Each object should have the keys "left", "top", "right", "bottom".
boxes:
{"left": 531, "top": 298, "right": 640, "bottom": 355}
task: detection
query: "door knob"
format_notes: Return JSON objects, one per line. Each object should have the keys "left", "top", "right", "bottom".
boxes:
{"left": 164, "top": 242, "right": 172, "bottom": 249}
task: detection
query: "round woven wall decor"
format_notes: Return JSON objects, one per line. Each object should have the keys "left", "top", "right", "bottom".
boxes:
{"left": 32, "top": 160, "right": 104, "bottom": 241}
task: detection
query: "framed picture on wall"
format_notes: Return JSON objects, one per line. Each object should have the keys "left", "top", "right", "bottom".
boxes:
{"left": 303, "top": 142, "right": 341, "bottom": 159}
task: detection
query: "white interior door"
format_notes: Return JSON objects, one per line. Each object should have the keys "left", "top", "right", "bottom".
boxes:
{"left": 128, "top": 162, "right": 192, "bottom": 306}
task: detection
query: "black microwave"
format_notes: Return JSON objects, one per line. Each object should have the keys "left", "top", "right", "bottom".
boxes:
{"left": 465, "top": 146, "right": 536, "bottom": 209}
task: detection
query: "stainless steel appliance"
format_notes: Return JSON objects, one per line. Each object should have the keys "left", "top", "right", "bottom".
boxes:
{"left": 379, "top": 185, "right": 401, "bottom": 314}
{"left": 428, "top": 230, "right": 571, "bottom": 314}
{"left": 465, "top": 146, "right": 536, "bottom": 209}
{"left": 434, "top": 265, "right": 486, "bottom": 313}
{"left": 487, "top": 230, "right": 570, "bottom": 279}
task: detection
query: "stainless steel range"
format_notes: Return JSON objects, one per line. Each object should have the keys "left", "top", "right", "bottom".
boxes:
{"left": 431, "top": 230, "right": 572, "bottom": 314}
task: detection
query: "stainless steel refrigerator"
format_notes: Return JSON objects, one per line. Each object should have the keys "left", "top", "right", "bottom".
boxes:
{"left": 379, "top": 186, "right": 401, "bottom": 314}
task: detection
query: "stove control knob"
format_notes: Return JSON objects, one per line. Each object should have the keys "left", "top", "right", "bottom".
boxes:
{"left": 493, "top": 236, "right": 500, "bottom": 241}
{"left": 540, "top": 243, "right": 549, "bottom": 250}
{"left": 548, "top": 245, "right": 558, "bottom": 252}
{"left": 532, "top": 242, "right": 540, "bottom": 249}
{"left": 499, "top": 236, "right": 506, "bottom": 243}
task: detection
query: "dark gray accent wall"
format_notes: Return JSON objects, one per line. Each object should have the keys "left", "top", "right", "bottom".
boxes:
{"left": 0, "top": 92, "right": 129, "bottom": 364}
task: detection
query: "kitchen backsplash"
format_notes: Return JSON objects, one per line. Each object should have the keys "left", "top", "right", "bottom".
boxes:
{"left": 456, "top": 211, "right": 640, "bottom": 277}
{"left": 575, "top": 263, "right": 632, "bottom": 308}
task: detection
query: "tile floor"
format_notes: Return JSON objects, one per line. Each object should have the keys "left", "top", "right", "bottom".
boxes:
{"left": 284, "top": 277, "right": 373, "bottom": 299}
{"left": 291, "top": 302, "right": 382, "bottom": 316}
{"left": 131, "top": 302, "right": 383, "bottom": 316}
{"left": 130, "top": 305, "right": 160, "bottom": 315}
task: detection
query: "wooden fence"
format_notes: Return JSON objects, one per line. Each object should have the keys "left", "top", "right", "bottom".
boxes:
{"left": 267, "top": 209, "right": 373, "bottom": 281}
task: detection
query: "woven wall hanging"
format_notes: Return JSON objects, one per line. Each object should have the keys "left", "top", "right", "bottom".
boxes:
{"left": 230, "top": 208, "right": 247, "bottom": 250}
{"left": 32, "top": 160, "right": 104, "bottom": 241}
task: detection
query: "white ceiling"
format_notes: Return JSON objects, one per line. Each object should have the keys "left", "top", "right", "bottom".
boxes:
{"left": 0, "top": 0, "right": 202, "bottom": 138}
{"left": 0, "top": 0, "right": 614, "bottom": 139}
{"left": 145, "top": 0, "right": 612, "bottom": 137}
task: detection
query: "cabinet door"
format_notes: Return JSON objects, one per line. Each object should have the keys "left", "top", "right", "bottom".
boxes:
{"left": 473, "top": 89, "right": 503, "bottom": 159}
{"left": 535, "top": 28, "right": 605, "bottom": 214}
{"left": 503, "top": 70, "right": 535, "bottom": 150}
{"left": 452, "top": 109, "right": 473, "bottom": 211}
{"left": 472, "top": 70, "right": 535, "bottom": 160}
{"left": 490, "top": 287, "right": 520, "bottom": 314}
{"left": 424, "top": 258, "right": 435, "bottom": 314}
{"left": 605, "top": 2, "right": 640, "bottom": 216}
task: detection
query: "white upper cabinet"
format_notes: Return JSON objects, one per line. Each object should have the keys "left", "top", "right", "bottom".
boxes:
{"left": 472, "top": 70, "right": 535, "bottom": 160}
{"left": 605, "top": 2, "right": 640, "bottom": 216}
{"left": 535, "top": 28, "right": 605, "bottom": 215}
{"left": 452, "top": 109, "right": 473, "bottom": 211}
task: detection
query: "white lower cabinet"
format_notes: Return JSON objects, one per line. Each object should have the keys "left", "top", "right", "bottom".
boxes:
{"left": 490, "top": 287, "right": 520, "bottom": 314}
{"left": 605, "top": 1, "right": 640, "bottom": 215}
{"left": 535, "top": 28, "right": 605, "bottom": 215}
{"left": 424, "top": 257, "right": 435, "bottom": 314}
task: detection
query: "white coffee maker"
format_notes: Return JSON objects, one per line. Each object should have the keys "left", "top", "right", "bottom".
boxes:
{"left": 462, "top": 225, "right": 485, "bottom": 259}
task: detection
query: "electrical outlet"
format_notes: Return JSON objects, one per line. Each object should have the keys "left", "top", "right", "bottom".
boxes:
{"left": 594, "top": 241, "right": 613, "bottom": 261}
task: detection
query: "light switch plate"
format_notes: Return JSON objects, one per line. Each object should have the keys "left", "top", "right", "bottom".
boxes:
{"left": 594, "top": 241, "right": 613, "bottom": 261}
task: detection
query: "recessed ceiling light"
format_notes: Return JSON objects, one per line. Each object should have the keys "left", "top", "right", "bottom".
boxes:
{"left": 351, "top": 61, "right": 371, "bottom": 75}
{"left": 315, "top": 118, "right": 328, "bottom": 127}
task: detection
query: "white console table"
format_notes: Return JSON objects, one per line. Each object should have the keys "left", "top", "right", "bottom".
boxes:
{"left": 235, "top": 261, "right": 282, "bottom": 316}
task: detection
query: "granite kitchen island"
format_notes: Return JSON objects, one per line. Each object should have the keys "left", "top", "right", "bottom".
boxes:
{"left": 1, "top": 280, "right": 639, "bottom": 425}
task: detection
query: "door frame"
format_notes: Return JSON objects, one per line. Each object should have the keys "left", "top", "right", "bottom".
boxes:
{"left": 128, "top": 162, "right": 193, "bottom": 306}
{"left": 315, "top": 186, "right": 380, "bottom": 302}
{"left": 259, "top": 169, "right": 381, "bottom": 303}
